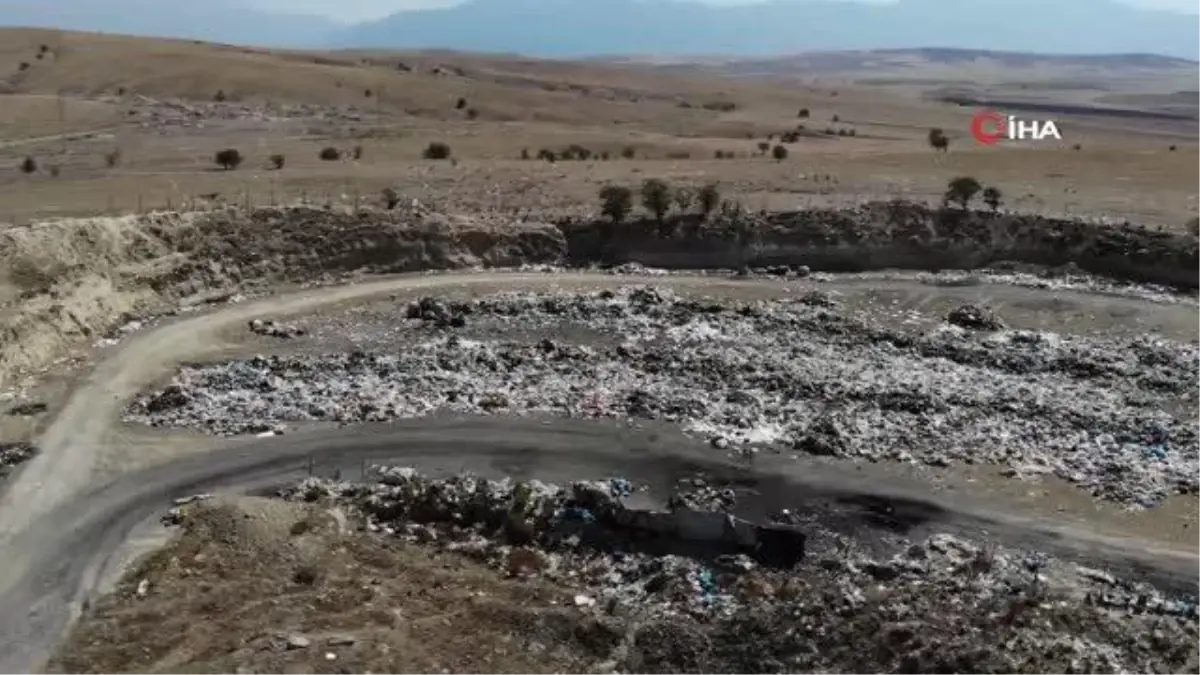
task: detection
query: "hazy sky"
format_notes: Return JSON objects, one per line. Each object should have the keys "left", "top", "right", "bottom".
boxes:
{"left": 250, "top": 0, "right": 1200, "bottom": 22}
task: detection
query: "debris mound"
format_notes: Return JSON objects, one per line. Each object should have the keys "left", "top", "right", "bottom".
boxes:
{"left": 946, "top": 303, "right": 1005, "bottom": 330}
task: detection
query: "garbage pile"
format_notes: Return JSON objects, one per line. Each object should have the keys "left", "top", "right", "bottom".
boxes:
{"left": 946, "top": 303, "right": 1005, "bottom": 330}
{"left": 126, "top": 286, "right": 1199, "bottom": 508}
{"left": 257, "top": 467, "right": 1198, "bottom": 674}
{"left": 248, "top": 318, "right": 305, "bottom": 339}
{"left": 0, "top": 441, "right": 37, "bottom": 478}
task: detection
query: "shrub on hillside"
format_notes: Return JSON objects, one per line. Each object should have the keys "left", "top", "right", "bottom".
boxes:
{"left": 621, "top": 146, "right": 636, "bottom": 159}
{"left": 423, "top": 142, "right": 452, "bottom": 160}
{"left": 928, "top": 128, "right": 950, "bottom": 152}
{"left": 798, "top": 108, "right": 810, "bottom": 118}
{"left": 381, "top": 187, "right": 400, "bottom": 210}
{"left": 772, "top": 145, "right": 788, "bottom": 161}
{"left": 269, "top": 154, "right": 285, "bottom": 170}
{"left": 319, "top": 147, "right": 341, "bottom": 161}
{"left": 104, "top": 149, "right": 121, "bottom": 168}
{"left": 215, "top": 148, "right": 242, "bottom": 170}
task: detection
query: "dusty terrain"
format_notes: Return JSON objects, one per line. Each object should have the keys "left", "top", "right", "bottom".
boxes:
{"left": 0, "top": 28, "right": 1197, "bottom": 227}
{"left": 0, "top": 26, "right": 1195, "bottom": 675}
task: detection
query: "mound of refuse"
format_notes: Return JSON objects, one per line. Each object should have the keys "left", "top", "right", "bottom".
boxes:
{"left": 128, "top": 287, "right": 1199, "bottom": 508}
{"left": 171, "top": 466, "right": 1199, "bottom": 674}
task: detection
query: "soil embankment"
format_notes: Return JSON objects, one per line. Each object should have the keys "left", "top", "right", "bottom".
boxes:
{"left": 0, "top": 202, "right": 1194, "bottom": 390}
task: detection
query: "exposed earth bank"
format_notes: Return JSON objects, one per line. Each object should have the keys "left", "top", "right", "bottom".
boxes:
{"left": 2, "top": 201, "right": 1195, "bottom": 391}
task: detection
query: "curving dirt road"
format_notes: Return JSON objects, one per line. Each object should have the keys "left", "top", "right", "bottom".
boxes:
{"left": 0, "top": 271, "right": 1196, "bottom": 673}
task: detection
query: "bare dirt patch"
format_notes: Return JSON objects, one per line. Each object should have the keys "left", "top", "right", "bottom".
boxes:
{"left": 48, "top": 497, "right": 615, "bottom": 675}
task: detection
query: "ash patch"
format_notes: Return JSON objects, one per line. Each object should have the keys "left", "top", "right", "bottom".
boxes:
{"left": 126, "top": 287, "right": 1199, "bottom": 507}
{"left": 226, "top": 468, "right": 1200, "bottom": 674}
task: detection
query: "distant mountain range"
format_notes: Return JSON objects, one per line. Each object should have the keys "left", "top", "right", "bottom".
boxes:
{"left": 3, "top": 0, "right": 1199, "bottom": 60}
{"left": 0, "top": 0, "right": 336, "bottom": 48}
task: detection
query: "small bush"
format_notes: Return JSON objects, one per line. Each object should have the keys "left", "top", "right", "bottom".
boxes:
{"left": 831, "top": 114, "right": 840, "bottom": 122}
{"left": 714, "top": 150, "right": 726, "bottom": 159}
{"left": 17, "top": 61, "right": 30, "bottom": 71}
{"left": 928, "top": 128, "right": 949, "bottom": 152}
{"left": 319, "top": 147, "right": 341, "bottom": 161}
{"left": 423, "top": 142, "right": 452, "bottom": 160}
{"left": 621, "top": 146, "right": 636, "bottom": 160}
{"left": 798, "top": 108, "right": 810, "bottom": 119}
{"left": 1169, "top": 144, "right": 1177, "bottom": 151}
{"left": 381, "top": 187, "right": 400, "bottom": 210}
{"left": 697, "top": 183, "right": 720, "bottom": 216}
{"left": 352, "top": 145, "right": 363, "bottom": 160}
{"left": 982, "top": 186, "right": 1003, "bottom": 212}
{"left": 756, "top": 141, "right": 769, "bottom": 154}
{"left": 214, "top": 89, "right": 227, "bottom": 102}
{"left": 270, "top": 153, "right": 285, "bottom": 170}
{"left": 600, "top": 151, "right": 610, "bottom": 160}
{"left": 665, "top": 151, "right": 691, "bottom": 160}
{"left": 215, "top": 148, "right": 242, "bottom": 170}
{"left": 455, "top": 97, "right": 467, "bottom": 110}
{"left": 116, "top": 86, "right": 126, "bottom": 96}
{"left": 1072, "top": 143, "right": 1082, "bottom": 151}
{"left": 104, "top": 149, "right": 121, "bottom": 168}
{"left": 599, "top": 185, "right": 633, "bottom": 224}
{"left": 537, "top": 148, "right": 557, "bottom": 163}
{"left": 364, "top": 88, "right": 372, "bottom": 98}
{"left": 702, "top": 101, "right": 738, "bottom": 112}
{"left": 520, "top": 148, "right": 530, "bottom": 160}
{"left": 772, "top": 144, "right": 788, "bottom": 161}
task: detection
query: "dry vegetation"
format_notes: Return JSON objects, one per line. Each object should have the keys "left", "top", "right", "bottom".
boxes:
{"left": 49, "top": 498, "right": 616, "bottom": 674}
{"left": 0, "top": 27, "right": 1196, "bottom": 675}
{"left": 0, "top": 27, "right": 1195, "bottom": 227}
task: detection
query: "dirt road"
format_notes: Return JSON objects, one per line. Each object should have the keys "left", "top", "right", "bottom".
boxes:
{"left": 0, "top": 271, "right": 1195, "bottom": 673}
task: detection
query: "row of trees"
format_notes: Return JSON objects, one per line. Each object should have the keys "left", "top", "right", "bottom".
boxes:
{"left": 599, "top": 180, "right": 721, "bottom": 225}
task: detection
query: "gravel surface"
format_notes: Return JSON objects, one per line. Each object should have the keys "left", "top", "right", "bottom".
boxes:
{"left": 254, "top": 467, "right": 1199, "bottom": 674}
{"left": 126, "top": 286, "right": 1199, "bottom": 508}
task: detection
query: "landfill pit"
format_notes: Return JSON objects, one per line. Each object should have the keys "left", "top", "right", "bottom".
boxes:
{"left": 183, "top": 466, "right": 1197, "bottom": 674}
{"left": 127, "top": 284, "right": 1199, "bottom": 511}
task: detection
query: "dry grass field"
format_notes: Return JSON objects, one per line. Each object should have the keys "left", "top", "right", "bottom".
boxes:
{"left": 0, "top": 27, "right": 1196, "bottom": 227}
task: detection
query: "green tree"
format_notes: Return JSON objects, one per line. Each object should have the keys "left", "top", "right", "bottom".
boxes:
{"left": 944, "top": 176, "right": 983, "bottom": 209}
{"left": 599, "top": 185, "right": 633, "bottom": 224}
{"left": 672, "top": 186, "right": 694, "bottom": 214}
{"left": 641, "top": 178, "right": 672, "bottom": 225}
{"left": 982, "top": 186, "right": 1003, "bottom": 212}
{"left": 214, "top": 148, "right": 242, "bottom": 170}
{"left": 697, "top": 183, "right": 721, "bottom": 217}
